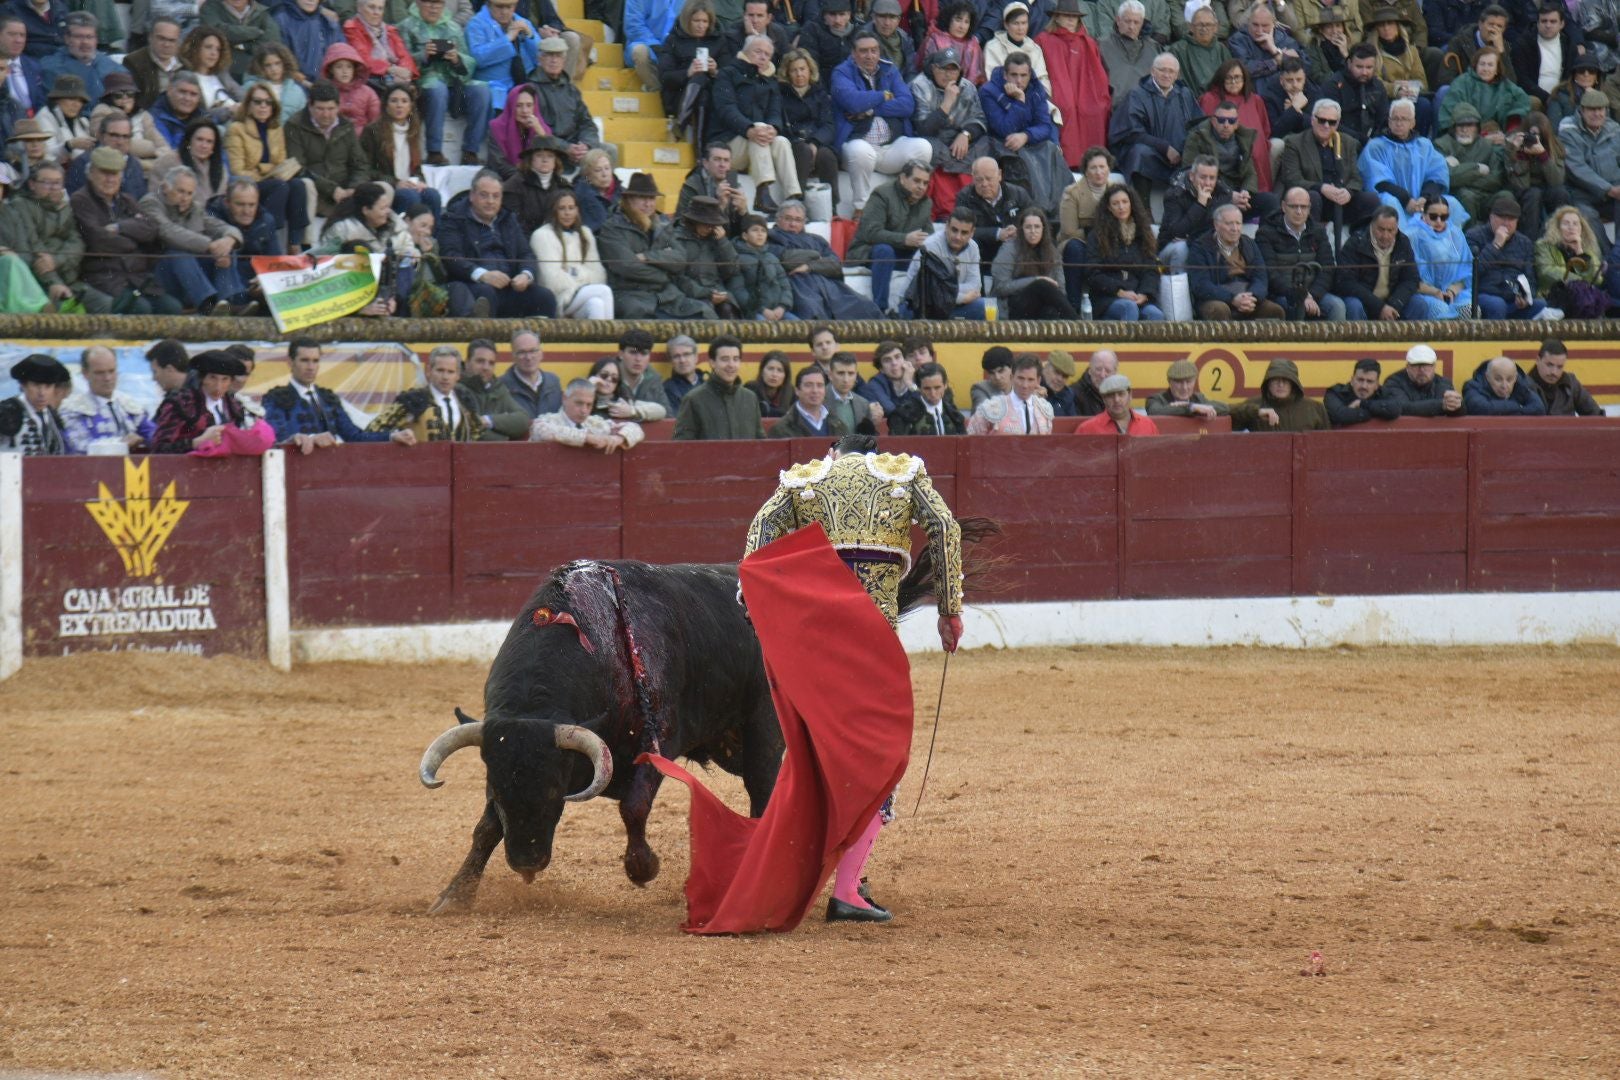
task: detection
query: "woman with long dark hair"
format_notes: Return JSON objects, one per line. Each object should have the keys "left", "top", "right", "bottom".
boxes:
{"left": 360, "top": 83, "right": 442, "bottom": 218}
{"left": 1199, "top": 59, "right": 1272, "bottom": 191}
{"left": 1085, "top": 183, "right": 1163, "bottom": 320}
{"left": 990, "top": 208, "right": 1076, "bottom": 319}
{"left": 532, "top": 190, "right": 613, "bottom": 319}
{"left": 745, "top": 350, "right": 795, "bottom": 417}
{"left": 154, "top": 120, "right": 229, "bottom": 206}
{"left": 587, "top": 357, "right": 622, "bottom": 416}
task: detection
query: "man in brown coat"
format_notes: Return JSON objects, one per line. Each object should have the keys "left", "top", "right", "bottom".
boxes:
{"left": 70, "top": 146, "right": 180, "bottom": 313}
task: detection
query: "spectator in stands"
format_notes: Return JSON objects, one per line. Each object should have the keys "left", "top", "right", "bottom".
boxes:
{"left": 991, "top": 206, "right": 1075, "bottom": 316}
{"left": 142, "top": 162, "right": 257, "bottom": 314}
{"left": 863, "top": 338, "right": 921, "bottom": 414}
{"left": 777, "top": 48, "right": 839, "bottom": 208}
{"left": 971, "top": 345, "right": 1013, "bottom": 408}
{"left": 498, "top": 328, "right": 562, "bottom": 419}
{"left": 1327, "top": 43, "right": 1388, "bottom": 145}
{"left": 402, "top": 0, "right": 491, "bottom": 168}
{"left": 0, "top": 16, "right": 46, "bottom": 122}
{"left": 243, "top": 48, "right": 306, "bottom": 132}
{"left": 1097, "top": 1, "right": 1152, "bottom": 102}
{"left": 663, "top": 334, "right": 705, "bottom": 412}
{"left": 981, "top": 50, "right": 1067, "bottom": 211}
{"left": 226, "top": 83, "right": 314, "bottom": 249}
{"left": 0, "top": 161, "right": 77, "bottom": 306}
{"left": 626, "top": 0, "right": 682, "bottom": 92}
{"left": 283, "top": 80, "right": 365, "bottom": 216}
{"left": 1198, "top": 59, "right": 1273, "bottom": 193}
{"left": 955, "top": 155, "right": 1028, "bottom": 268}
{"left": 1432, "top": 102, "right": 1502, "bottom": 221}
{"left": 148, "top": 71, "right": 204, "bottom": 150}
{"left": 40, "top": 13, "right": 120, "bottom": 102}
{"left": 733, "top": 211, "right": 793, "bottom": 320}
{"left": 1382, "top": 343, "right": 1463, "bottom": 416}
{"left": 151, "top": 349, "right": 254, "bottom": 452}
{"left": 677, "top": 140, "right": 749, "bottom": 233}
{"left": 531, "top": 35, "right": 604, "bottom": 168}
{"left": 181, "top": 26, "right": 244, "bottom": 119}
{"left": 147, "top": 338, "right": 189, "bottom": 393}
{"left": 1276, "top": 98, "right": 1376, "bottom": 230}
{"left": 4, "top": 0, "right": 63, "bottom": 62}
{"left": 1183, "top": 98, "right": 1275, "bottom": 219}
{"left": 263, "top": 337, "right": 416, "bottom": 449}
{"left": 320, "top": 41, "right": 379, "bottom": 132}
{"left": 497, "top": 132, "right": 566, "bottom": 234}
{"left": 712, "top": 33, "right": 801, "bottom": 214}
{"left": 893, "top": 204, "right": 986, "bottom": 317}
{"left": 38, "top": 72, "right": 92, "bottom": 163}
{"left": 1438, "top": 5, "right": 1512, "bottom": 88}
{"left": 1230, "top": 357, "right": 1329, "bottom": 431}
{"left": 72, "top": 145, "right": 181, "bottom": 312}
{"left": 1543, "top": 56, "right": 1598, "bottom": 129}
{"left": 67, "top": 110, "right": 148, "bottom": 201}
{"left": 1408, "top": 193, "right": 1472, "bottom": 318}
{"left": 673, "top": 334, "right": 763, "bottom": 439}
{"left": 1057, "top": 147, "right": 1112, "bottom": 261}
{"left": 968, "top": 351, "right": 1052, "bottom": 434}
{"left": 1108, "top": 52, "right": 1200, "bottom": 205}
{"left": 312, "top": 182, "right": 412, "bottom": 304}
{"left": 923, "top": 2, "right": 985, "bottom": 86}
{"left": 1085, "top": 182, "right": 1162, "bottom": 319}
{"left": 746, "top": 350, "right": 794, "bottom": 419}
{"left": 201, "top": 0, "right": 283, "bottom": 82}
{"left": 1465, "top": 191, "right": 1543, "bottom": 320}
{"left": 96, "top": 71, "right": 161, "bottom": 172}
{"left": 826, "top": 350, "right": 881, "bottom": 430}
{"left": 834, "top": 29, "right": 928, "bottom": 214}
{"left": 888, "top": 361, "right": 966, "bottom": 436}
{"left": 1146, "top": 357, "right": 1229, "bottom": 417}
{"left": 155, "top": 119, "right": 232, "bottom": 209}
{"left": 4, "top": 116, "right": 52, "bottom": 183}
{"left": 1158, "top": 154, "right": 1230, "bottom": 273}
{"left": 1438, "top": 46, "right": 1527, "bottom": 135}
{"left": 1189, "top": 205, "right": 1283, "bottom": 321}
{"left": 1039, "top": 1, "right": 1110, "bottom": 165}
{"left": 0, "top": 353, "right": 68, "bottom": 454}
{"left": 860, "top": 0, "right": 912, "bottom": 72}
{"left": 343, "top": 0, "right": 418, "bottom": 86}
{"left": 1502, "top": 111, "right": 1566, "bottom": 239}
{"left": 805, "top": 324, "right": 839, "bottom": 370}
{"left": 658, "top": 0, "right": 722, "bottom": 130}
{"left": 1360, "top": 98, "right": 1463, "bottom": 231}
{"left": 532, "top": 189, "right": 613, "bottom": 319}
{"left": 1256, "top": 184, "right": 1349, "bottom": 319}
{"left": 368, "top": 345, "right": 487, "bottom": 441}
{"left": 1462, "top": 355, "right": 1546, "bottom": 415}
{"left": 1038, "top": 349, "right": 1077, "bottom": 415}
{"left": 600, "top": 172, "right": 713, "bottom": 318}
{"left": 1323, "top": 357, "right": 1401, "bottom": 426}
{"left": 1076, "top": 372, "right": 1159, "bottom": 434}
{"left": 849, "top": 158, "right": 931, "bottom": 312}
{"left": 1511, "top": 3, "right": 1575, "bottom": 108}
{"left": 571, "top": 147, "right": 617, "bottom": 230}
{"left": 1170, "top": 6, "right": 1229, "bottom": 96}
{"left": 983, "top": 2, "right": 1051, "bottom": 91}
{"left": 1367, "top": 5, "right": 1432, "bottom": 135}
{"left": 765, "top": 198, "right": 883, "bottom": 318}
{"left": 483, "top": 84, "right": 548, "bottom": 181}
{"left": 441, "top": 169, "right": 555, "bottom": 317}
{"left": 1534, "top": 204, "right": 1612, "bottom": 317}
{"left": 533, "top": 377, "right": 647, "bottom": 450}
{"left": 911, "top": 46, "right": 988, "bottom": 218}
{"left": 797, "top": 0, "right": 854, "bottom": 93}
{"left": 273, "top": 0, "right": 341, "bottom": 108}
{"left": 607, "top": 328, "right": 669, "bottom": 421}
{"left": 1558, "top": 90, "right": 1620, "bottom": 234}
{"left": 1228, "top": 1, "right": 1306, "bottom": 82}
{"left": 1525, "top": 338, "right": 1602, "bottom": 416}
{"left": 60, "top": 344, "right": 153, "bottom": 452}
{"left": 1336, "top": 204, "right": 1429, "bottom": 319}
{"left": 1259, "top": 56, "right": 1317, "bottom": 141}
{"left": 466, "top": 0, "right": 539, "bottom": 110}
{"left": 648, "top": 193, "right": 740, "bottom": 317}
{"left": 455, "top": 338, "right": 532, "bottom": 439}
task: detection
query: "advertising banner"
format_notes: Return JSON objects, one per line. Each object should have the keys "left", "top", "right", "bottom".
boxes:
{"left": 251, "top": 253, "right": 384, "bottom": 333}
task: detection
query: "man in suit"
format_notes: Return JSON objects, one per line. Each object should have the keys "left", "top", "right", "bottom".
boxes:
{"left": 1274, "top": 97, "right": 1380, "bottom": 231}
{"left": 261, "top": 337, "right": 416, "bottom": 451}
{"left": 0, "top": 16, "right": 46, "bottom": 118}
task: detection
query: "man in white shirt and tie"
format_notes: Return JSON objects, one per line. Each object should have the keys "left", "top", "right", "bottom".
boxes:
{"left": 0, "top": 17, "right": 44, "bottom": 119}
{"left": 60, "top": 345, "right": 155, "bottom": 453}
{"left": 967, "top": 354, "right": 1054, "bottom": 435}
{"left": 888, "top": 361, "right": 967, "bottom": 436}
{"left": 0, "top": 352, "right": 71, "bottom": 454}
{"left": 263, "top": 338, "right": 415, "bottom": 452}
{"left": 365, "top": 345, "right": 485, "bottom": 442}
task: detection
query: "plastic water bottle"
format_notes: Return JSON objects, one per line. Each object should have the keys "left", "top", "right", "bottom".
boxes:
{"left": 1081, "top": 293, "right": 1093, "bottom": 320}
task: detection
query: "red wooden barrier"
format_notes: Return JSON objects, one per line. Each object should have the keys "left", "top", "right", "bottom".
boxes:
{"left": 620, "top": 441, "right": 791, "bottom": 563}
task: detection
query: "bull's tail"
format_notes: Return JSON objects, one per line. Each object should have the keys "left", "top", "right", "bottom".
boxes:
{"left": 897, "top": 516, "right": 1004, "bottom": 617}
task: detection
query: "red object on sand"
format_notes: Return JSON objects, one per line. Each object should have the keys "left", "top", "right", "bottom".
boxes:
{"left": 639, "top": 523, "right": 914, "bottom": 934}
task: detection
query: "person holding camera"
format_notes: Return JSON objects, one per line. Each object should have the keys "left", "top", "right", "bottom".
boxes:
{"left": 401, "top": 0, "right": 493, "bottom": 167}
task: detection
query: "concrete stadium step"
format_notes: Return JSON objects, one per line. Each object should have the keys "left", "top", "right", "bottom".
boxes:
{"left": 593, "top": 41, "right": 624, "bottom": 66}
{"left": 601, "top": 114, "right": 673, "bottom": 141}
{"left": 619, "top": 140, "right": 692, "bottom": 168}
{"left": 582, "top": 89, "right": 662, "bottom": 117}
{"left": 573, "top": 18, "right": 608, "bottom": 42}
{"left": 587, "top": 65, "right": 654, "bottom": 92}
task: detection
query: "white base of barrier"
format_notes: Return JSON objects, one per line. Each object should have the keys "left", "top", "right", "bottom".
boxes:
{"left": 290, "top": 591, "right": 1620, "bottom": 665}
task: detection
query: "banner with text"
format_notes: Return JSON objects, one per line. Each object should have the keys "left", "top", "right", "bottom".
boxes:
{"left": 252, "top": 253, "right": 383, "bottom": 334}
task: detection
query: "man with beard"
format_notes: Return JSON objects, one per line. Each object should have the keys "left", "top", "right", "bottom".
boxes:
{"left": 599, "top": 173, "right": 717, "bottom": 319}
{"left": 647, "top": 195, "right": 741, "bottom": 318}
{"left": 1434, "top": 103, "right": 1503, "bottom": 220}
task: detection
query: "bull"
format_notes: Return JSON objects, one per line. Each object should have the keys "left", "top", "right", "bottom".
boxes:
{"left": 417, "top": 559, "right": 784, "bottom": 914}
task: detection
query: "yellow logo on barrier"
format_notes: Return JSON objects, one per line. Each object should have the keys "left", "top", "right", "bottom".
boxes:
{"left": 85, "top": 459, "right": 189, "bottom": 578}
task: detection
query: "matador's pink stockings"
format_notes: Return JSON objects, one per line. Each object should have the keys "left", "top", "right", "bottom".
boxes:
{"left": 832, "top": 811, "right": 884, "bottom": 907}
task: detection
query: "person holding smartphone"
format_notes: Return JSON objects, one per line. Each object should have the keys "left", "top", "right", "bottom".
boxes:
{"left": 402, "top": 0, "right": 494, "bottom": 167}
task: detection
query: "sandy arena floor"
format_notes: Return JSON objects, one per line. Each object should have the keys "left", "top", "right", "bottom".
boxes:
{"left": 1, "top": 645, "right": 1617, "bottom": 1079}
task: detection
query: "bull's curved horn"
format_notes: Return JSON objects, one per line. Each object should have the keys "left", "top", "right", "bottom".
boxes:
{"left": 553, "top": 724, "right": 613, "bottom": 802}
{"left": 419, "top": 721, "right": 485, "bottom": 789}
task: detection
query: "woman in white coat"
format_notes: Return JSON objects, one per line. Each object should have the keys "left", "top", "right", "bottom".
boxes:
{"left": 531, "top": 190, "right": 614, "bottom": 320}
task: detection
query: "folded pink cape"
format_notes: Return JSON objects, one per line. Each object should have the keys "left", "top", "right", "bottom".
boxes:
{"left": 189, "top": 419, "right": 276, "bottom": 457}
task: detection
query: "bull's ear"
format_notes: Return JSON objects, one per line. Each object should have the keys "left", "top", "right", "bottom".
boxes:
{"left": 455, "top": 707, "right": 482, "bottom": 726}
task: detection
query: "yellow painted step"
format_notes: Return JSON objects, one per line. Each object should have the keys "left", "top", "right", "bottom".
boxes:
{"left": 587, "top": 65, "right": 653, "bottom": 92}
{"left": 619, "top": 140, "right": 693, "bottom": 168}
{"left": 593, "top": 41, "right": 623, "bottom": 66}
{"left": 572, "top": 18, "right": 607, "bottom": 42}
{"left": 645, "top": 165, "right": 690, "bottom": 211}
{"left": 555, "top": 0, "right": 584, "bottom": 18}
{"left": 601, "top": 114, "right": 672, "bottom": 141}
{"left": 582, "top": 89, "right": 662, "bottom": 116}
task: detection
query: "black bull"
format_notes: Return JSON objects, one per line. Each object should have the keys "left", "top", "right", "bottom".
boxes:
{"left": 418, "top": 560, "right": 785, "bottom": 914}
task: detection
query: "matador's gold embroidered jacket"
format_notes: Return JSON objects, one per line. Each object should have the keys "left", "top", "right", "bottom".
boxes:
{"left": 743, "top": 451, "right": 964, "bottom": 627}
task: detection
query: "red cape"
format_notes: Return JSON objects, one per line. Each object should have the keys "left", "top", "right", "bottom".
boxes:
{"left": 1036, "top": 24, "right": 1112, "bottom": 167}
{"left": 639, "top": 523, "right": 913, "bottom": 934}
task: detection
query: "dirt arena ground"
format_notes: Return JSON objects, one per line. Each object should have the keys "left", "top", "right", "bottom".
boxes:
{"left": 2, "top": 645, "right": 1617, "bottom": 1079}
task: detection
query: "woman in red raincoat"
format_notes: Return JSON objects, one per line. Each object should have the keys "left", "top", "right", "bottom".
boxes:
{"left": 1198, "top": 58, "right": 1274, "bottom": 192}
{"left": 1035, "top": 0, "right": 1110, "bottom": 167}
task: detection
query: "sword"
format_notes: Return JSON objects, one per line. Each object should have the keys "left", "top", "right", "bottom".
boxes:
{"left": 910, "top": 649, "right": 950, "bottom": 817}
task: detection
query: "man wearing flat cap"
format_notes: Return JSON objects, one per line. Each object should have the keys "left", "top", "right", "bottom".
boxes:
{"left": 1558, "top": 88, "right": 1620, "bottom": 230}
{"left": 598, "top": 171, "right": 716, "bottom": 319}
{"left": 5, "top": 116, "right": 55, "bottom": 184}
{"left": 0, "top": 353, "right": 70, "bottom": 454}
{"left": 1076, "top": 373, "right": 1159, "bottom": 434}
{"left": 648, "top": 195, "right": 742, "bottom": 318}
{"left": 1040, "top": 349, "right": 1079, "bottom": 416}
{"left": 1465, "top": 191, "right": 1545, "bottom": 319}
{"left": 861, "top": 0, "right": 916, "bottom": 72}
{"left": 70, "top": 143, "right": 180, "bottom": 314}
{"left": 1434, "top": 102, "right": 1503, "bottom": 221}
{"left": 1146, "top": 358, "right": 1229, "bottom": 418}
{"left": 151, "top": 350, "right": 250, "bottom": 453}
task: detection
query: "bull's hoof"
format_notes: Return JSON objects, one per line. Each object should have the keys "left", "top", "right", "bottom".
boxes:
{"left": 624, "top": 848, "right": 661, "bottom": 886}
{"left": 428, "top": 888, "right": 476, "bottom": 915}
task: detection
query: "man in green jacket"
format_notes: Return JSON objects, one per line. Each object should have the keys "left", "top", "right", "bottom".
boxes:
{"left": 1231, "top": 358, "right": 1330, "bottom": 432}
{"left": 0, "top": 162, "right": 83, "bottom": 307}
{"left": 199, "top": 0, "right": 286, "bottom": 81}
{"left": 848, "top": 160, "right": 932, "bottom": 313}
{"left": 399, "top": 0, "right": 492, "bottom": 166}
{"left": 460, "top": 338, "right": 535, "bottom": 440}
{"left": 673, "top": 335, "right": 764, "bottom": 440}
{"left": 283, "top": 84, "right": 368, "bottom": 215}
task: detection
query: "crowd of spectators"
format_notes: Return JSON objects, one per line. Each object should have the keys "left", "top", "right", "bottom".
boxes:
{"left": 0, "top": 332, "right": 1605, "bottom": 455}
{"left": 4, "top": 0, "right": 1620, "bottom": 321}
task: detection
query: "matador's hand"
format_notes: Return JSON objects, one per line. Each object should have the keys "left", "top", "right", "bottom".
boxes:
{"left": 939, "top": 614, "right": 963, "bottom": 653}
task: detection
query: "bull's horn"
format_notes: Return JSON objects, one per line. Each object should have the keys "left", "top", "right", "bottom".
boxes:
{"left": 419, "top": 721, "right": 485, "bottom": 789}
{"left": 553, "top": 724, "right": 612, "bottom": 802}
